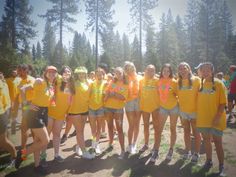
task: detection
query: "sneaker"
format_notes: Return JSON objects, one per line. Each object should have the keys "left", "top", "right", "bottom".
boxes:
{"left": 191, "top": 153, "right": 200, "bottom": 163}
{"left": 54, "top": 155, "right": 64, "bottom": 163}
{"left": 203, "top": 159, "right": 213, "bottom": 169}
{"left": 69, "top": 130, "right": 76, "bottom": 137}
{"left": 139, "top": 144, "right": 148, "bottom": 152}
{"left": 126, "top": 145, "right": 132, "bottom": 153}
{"left": 100, "top": 132, "right": 107, "bottom": 139}
{"left": 15, "top": 150, "right": 23, "bottom": 169}
{"left": 60, "top": 134, "right": 67, "bottom": 144}
{"left": 95, "top": 144, "right": 101, "bottom": 154}
{"left": 82, "top": 151, "right": 95, "bottom": 159}
{"left": 6, "top": 159, "right": 16, "bottom": 168}
{"left": 34, "top": 165, "right": 48, "bottom": 175}
{"left": 219, "top": 164, "right": 226, "bottom": 177}
{"left": 131, "top": 144, "right": 137, "bottom": 155}
{"left": 40, "top": 158, "right": 48, "bottom": 168}
{"left": 75, "top": 145, "right": 83, "bottom": 156}
{"left": 182, "top": 151, "right": 192, "bottom": 160}
{"left": 105, "top": 144, "right": 114, "bottom": 152}
{"left": 114, "top": 132, "right": 118, "bottom": 140}
{"left": 91, "top": 140, "right": 96, "bottom": 149}
{"left": 166, "top": 148, "right": 173, "bottom": 160}
{"left": 118, "top": 151, "right": 125, "bottom": 159}
{"left": 150, "top": 150, "right": 159, "bottom": 162}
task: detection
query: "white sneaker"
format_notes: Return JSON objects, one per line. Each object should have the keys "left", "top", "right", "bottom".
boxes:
{"left": 92, "top": 140, "right": 96, "bottom": 149}
{"left": 150, "top": 150, "right": 159, "bottom": 162}
{"left": 118, "top": 151, "right": 125, "bottom": 159}
{"left": 166, "top": 148, "right": 173, "bottom": 160}
{"left": 126, "top": 145, "right": 132, "bottom": 153}
{"left": 95, "top": 143, "right": 101, "bottom": 154}
{"left": 131, "top": 144, "right": 137, "bottom": 155}
{"left": 182, "top": 151, "right": 192, "bottom": 160}
{"left": 75, "top": 145, "right": 83, "bottom": 156}
{"left": 82, "top": 151, "right": 95, "bottom": 159}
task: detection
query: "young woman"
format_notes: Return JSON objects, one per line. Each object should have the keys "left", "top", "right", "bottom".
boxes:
{"left": 104, "top": 67, "right": 128, "bottom": 159}
{"left": 139, "top": 65, "right": 159, "bottom": 162}
{"left": 123, "top": 61, "right": 141, "bottom": 154}
{"left": 177, "top": 62, "right": 201, "bottom": 162}
{"left": 156, "top": 63, "right": 178, "bottom": 161}
{"left": 89, "top": 68, "right": 107, "bottom": 154}
{"left": 15, "top": 64, "right": 35, "bottom": 150}
{"left": 0, "top": 72, "right": 17, "bottom": 167}
{"left": 15, "top": 66, "right": 58, "bottom": 175}
{"left": 68, "top": 66, "right": 95, "bottom": 159}
{"left": 196, "top": 62, "right": 226, "bottom": 176}
{"left": 45, "top": 66, "right": 74, "bottom": 162}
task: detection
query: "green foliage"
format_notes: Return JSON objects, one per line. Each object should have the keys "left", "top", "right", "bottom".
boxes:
{"left": 36, "top": 41, "right": 42, "bottom": 59}
{"left": 40, "top": 0, "right": 80, "bottom": 65}
{"left": 0, "top": 0, "right": 37, "bottom": 50}
{"left": 100, "top": 52, "right": 112, "bottom": 72}
{"left": 0, "top": 45, "right": 19, "bottom": 77}
{"left": 42, "top": 19, "right": 56, "bottom": 63}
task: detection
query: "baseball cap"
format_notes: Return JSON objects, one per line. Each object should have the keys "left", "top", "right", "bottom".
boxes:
{"left": 74, "top": 66, "right": 88, "bottom": 74}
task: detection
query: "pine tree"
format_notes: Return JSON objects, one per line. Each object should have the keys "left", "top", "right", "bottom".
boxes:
{"left": 32, "top": 44, "right": 36, "bottom": 60}
{"left": 122, "top": 33, "right": 131, "bottom": 62}
{"left": 85, "top": 0, "right": 116, "bottom": 68}
{"left": 130, "top": 35, "right": 140, "bottom": 71}
{"left": 40, "top": 0, "right": 80, "bottom": 66}
{"left": 184, "top": 0, "right": 201, "bottom": 67}
{"left": 42, "top": 19, "right": 56, "bottom": 64}
{"left": 175, "top": 15, "right": 187, "bottom": 62}
{"left": 145, "top": 24, "right": 159, "bottom": 69}
{"left": 36, "top": 41, "right": 42, "bottom": 59}
{"left": 127, "top": 0, "right": 158, "bottom": 70}
{"left": 0, "top": 0, "right": 37, "bottom": 50}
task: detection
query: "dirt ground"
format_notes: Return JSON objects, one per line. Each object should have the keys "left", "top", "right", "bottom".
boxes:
{"left": 1, "top": 114, "right": 236, "bottom": 177}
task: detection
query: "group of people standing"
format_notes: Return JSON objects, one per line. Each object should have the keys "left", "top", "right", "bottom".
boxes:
{"left": 0, "top": 61, "right": 234, "bottom": 176}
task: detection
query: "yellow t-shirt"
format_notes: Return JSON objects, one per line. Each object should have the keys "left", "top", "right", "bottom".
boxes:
{"left": 127, "top": 74, "right": 141, "bottom": 102}
{"left": 0, "top": 80, "right": 11, "bottom": 114}
{"left": 196, "top": 79, "right": 227, "bottom": 131}
{"left": 31, "top": 81, "right": 51, "bottom": 107}
{"left": 139, "top": 77, "right": 159, "bottom": 113}
{"left": 68, "top": 81, "right": 90, "bottom": 114}
{"left": 89, "top": 80, "right": 107, "bottom": 110}
{"left": 6, "top": 77, "right": 17, "bottom": 102}
{"left": 48, "top": 82, "right": 71, "bottom": 120}
{"left": 17, "top": 75, "right": 35, "bottom": 103}
{"left": 177, "top": 76, "right": 200, "bottom": 114}
{"left": 157, "top": 78, "right": 178, "bottom": 110}
{"left": 104, "top": 81, "right": 128, "bottom": 109}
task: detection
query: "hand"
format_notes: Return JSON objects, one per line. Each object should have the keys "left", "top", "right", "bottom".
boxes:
{"left": 212, "top": 114, "right": 220, "bottom": 127}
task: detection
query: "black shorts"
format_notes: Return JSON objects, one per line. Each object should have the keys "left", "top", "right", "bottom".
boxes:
{"left": 68, "top": 112, "right": 88, "bottom": 116}
{"left": 228, "top": 93, "right": 236, "bottom": 103}
{"left": 0, "top": 111, "right": 9, "bottom": 134}
{"left": 27, "top": 107, "right": 48, "bottom": 129}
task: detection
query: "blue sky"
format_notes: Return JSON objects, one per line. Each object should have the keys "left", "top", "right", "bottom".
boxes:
{"left": 0, "top": 0, "right": 235, "bottom": 49}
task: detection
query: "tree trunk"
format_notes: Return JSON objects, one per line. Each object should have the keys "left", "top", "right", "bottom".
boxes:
{"left": 95, "top": 0, "right": 99, "bottom": 69}
{"left": 59, "top": 0, "right": 63, "bottom": 65}
{"left": 139, "top": 0, "right": 142, "bottom": 71}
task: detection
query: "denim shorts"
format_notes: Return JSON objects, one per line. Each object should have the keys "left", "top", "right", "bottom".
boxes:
{"left": 179, "top": 111, "right": 196, "bottom": 120}
{"left": 159, "top": 105, "right": 179, "bottom": 116}
{"left": 125, "top": 98, "right": 140, "bottom": 112}
{"left": 27, "top": 107, "right": 48, "bottom": 129}
{"left": 89, "top": 108, "right": 105, "bottom": 117}
{"left": 197, "top": 127, "right": 223, "bottom": 137}
{"left": 104, "top": 107, "right": 124, "bottom": 114}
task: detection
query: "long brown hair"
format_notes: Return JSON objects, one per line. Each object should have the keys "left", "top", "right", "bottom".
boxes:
{"left": 60, "top": 66, "right": 75, "bottom": 95}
